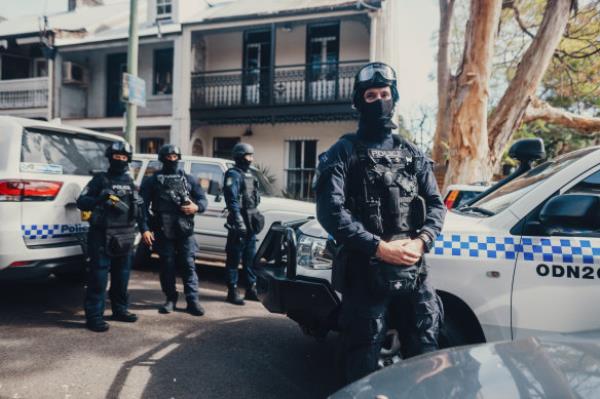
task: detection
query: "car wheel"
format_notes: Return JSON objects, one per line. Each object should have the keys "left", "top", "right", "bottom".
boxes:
{"left": 439, "top": 312, "right": 470, "bottom": 348}
{"left": 54, "top": 270, "right": 88, "bottom": 284}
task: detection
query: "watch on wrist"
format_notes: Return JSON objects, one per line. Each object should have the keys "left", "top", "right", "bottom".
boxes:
{"left": 417, "top": 233, "right": 434, "bottom": 252}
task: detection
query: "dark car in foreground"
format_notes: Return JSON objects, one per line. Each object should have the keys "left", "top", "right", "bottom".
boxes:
{"left": 330, "top": 332, "right": 600, "bottom": 399}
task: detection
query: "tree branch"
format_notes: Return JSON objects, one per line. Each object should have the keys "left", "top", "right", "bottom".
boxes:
{"left": 524, "top": 97, "right": 600, "bottom": 133}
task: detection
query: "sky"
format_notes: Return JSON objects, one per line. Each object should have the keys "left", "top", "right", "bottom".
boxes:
{"left": 1, "top": 0, "right": 440, "bottom": 136}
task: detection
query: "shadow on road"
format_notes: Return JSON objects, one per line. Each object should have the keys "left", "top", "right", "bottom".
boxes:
{"left": 106, "top": 316, "right": 340, "bottom": 399}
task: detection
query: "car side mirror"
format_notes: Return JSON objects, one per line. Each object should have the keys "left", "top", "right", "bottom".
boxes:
{"left": 539, "top": 194, "right": 600, "bottom": 230}
{"left": 508, "top": 138, "right": 546, "bottom": 164}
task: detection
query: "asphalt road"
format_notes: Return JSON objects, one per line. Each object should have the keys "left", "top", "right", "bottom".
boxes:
{"left": 0, "top": 266, "right": 340, "bottom": 399}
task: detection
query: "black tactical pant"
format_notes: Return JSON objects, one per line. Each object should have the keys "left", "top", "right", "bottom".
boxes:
{"left": 339, "top": 258, "right": 443, "bottom": 383}
{"left": 155, "top": 232, "right": 199, "bottom": 303}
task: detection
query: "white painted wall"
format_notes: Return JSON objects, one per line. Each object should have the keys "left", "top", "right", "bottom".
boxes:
{"left": 190, "top": 121, "right": 357, "bottom": 192}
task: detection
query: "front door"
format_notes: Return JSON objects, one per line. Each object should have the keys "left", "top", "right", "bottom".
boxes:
{"left": 106, "top": 53, "right": 127, "bottom": 117}
{"left": 512, "top": 167, "right": 600, "bottom": 338}
{"left": 243, "top": 30, "right": 271, "bottom": 105}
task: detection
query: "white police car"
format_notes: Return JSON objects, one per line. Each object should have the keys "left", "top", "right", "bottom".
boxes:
{"left": 255, "top": 138, "right": 600, "bottom": 348}
{"left": 0, "top": 116, "right": 124, "bottom": 280}
{"left": 131, "top": 153, "right": 315, "bottom": 265}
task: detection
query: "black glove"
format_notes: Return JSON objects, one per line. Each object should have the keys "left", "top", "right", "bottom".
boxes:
{"left": 233, "top": 214, "right": 247, "bottom": 236}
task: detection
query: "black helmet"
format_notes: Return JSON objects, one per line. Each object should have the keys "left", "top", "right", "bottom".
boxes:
{"left": 352, "top": 62, "right": 399, "bottom": 109}
{"left": 232, "top": 142, "right": 254, "bottom": 160}
{"left": 158, "top": 144, "right": 182, "bottom": 162}
{"left": 105, "top": 141, "right": 133, "bottom": 162}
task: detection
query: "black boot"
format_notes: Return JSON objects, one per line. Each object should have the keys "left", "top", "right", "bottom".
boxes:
{"left": 244, "top": 283, "right": 259, "bottom": 301}
{"left": 86, "top": 319, "right": 109, "bottom": 333}
{"left": 159, "top": 298, "right": 177, "bottom": 314}
{"left": 226, "top": 285, "right": 245, "bottom": 305}
{"left": 111, "top": 311, "right": 138, "bottom": 323}
{"left": 186, "top": 300, "right": 205, "bottom": 316}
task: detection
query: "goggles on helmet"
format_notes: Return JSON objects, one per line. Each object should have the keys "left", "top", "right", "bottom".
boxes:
{"left": 356, "top": 63, "right": 396, "bottom": 84}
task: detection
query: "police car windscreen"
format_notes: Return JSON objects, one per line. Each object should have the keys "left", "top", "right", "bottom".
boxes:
{"left": 21, "top": 128, "right": 112, "bottom": 176}
{"left": 471, "top": 147, "right": 598, "bottom": 215}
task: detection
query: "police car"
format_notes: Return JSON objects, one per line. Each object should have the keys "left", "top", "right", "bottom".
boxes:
{"left": 255, "top": 138, "right": 600, "bottom": 349}
{"left": 131, "top": 154, "right": 315, "bottom": 265}
{"left": 0, "top": 116, "right": 125, "bottom": 280}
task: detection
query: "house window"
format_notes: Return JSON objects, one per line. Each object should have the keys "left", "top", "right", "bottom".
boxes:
{"left": 140, "top": 137, "right": 164, "bottom": 154}
{"left": 306, "top": 22, "right": 340, "bottom": 101}
{"left": 213, "top": 137, "right": 240, "bottom": 159}
{"left": 156, "top": 0, "right": 172, "bottom": 20}
{"left": 286, "top": 140, "right": 317, "bottom": 200}
{"left": 153, "top": 48, "right": 173, "bottom": 95}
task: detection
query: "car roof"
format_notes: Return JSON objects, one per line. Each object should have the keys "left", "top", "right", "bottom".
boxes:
{"left": 0, "top": 116, "right": 123, "bottom": 141}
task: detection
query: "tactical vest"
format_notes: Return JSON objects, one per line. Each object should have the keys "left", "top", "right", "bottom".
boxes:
{"left": 152, "top": 171, "right": 195, "bottom": 240}
{"left": 230, "top": 167, "right": 260, "bottom": 211}
{"left": 92, "top": 173, "right": 138, "bottom": 257}
{"left": 91, "top": 173, "right": 137, "bottom": 228}
{"left": 345, "top": 134, "right": 424, "bottom": 240}
{"left": 153, "top": 172, "right": 191, "bottom": 214}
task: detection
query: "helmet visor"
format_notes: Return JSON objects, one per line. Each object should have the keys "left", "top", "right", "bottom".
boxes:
{"left": 357, "top": 63, "right": 396, "bottom": 83}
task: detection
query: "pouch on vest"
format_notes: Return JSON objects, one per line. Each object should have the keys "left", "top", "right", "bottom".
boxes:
{"left": 105, "top": 227, "right": 136, "bottom": 257}
{"left": 176, "top": 215, "right": 194, "bottom": 238}
{"left": 245, "top": 209, "right": 265, "bottom": 234}
{"left": 368, "top": 258, "right": 422, "bottom": 296}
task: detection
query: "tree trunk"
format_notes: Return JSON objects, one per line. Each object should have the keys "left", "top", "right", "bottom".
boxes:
{"left": 524, "top": 97, "right": 600, "bottom": 133}
{"left": 431, "top": 0, "right": 455, "bottom": 165}
{"left": 443, "top": 0, "right": 502, "bottom": 188}
{"left": 488, "top": 0, "right": 574, "bottom": 169}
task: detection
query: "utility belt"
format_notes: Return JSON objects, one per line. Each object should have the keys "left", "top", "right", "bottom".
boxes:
{"left": 368, "top": 233, "right": 425, "bottom": 296}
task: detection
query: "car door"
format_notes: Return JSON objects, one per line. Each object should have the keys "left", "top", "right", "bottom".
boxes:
{"left": 512, "top": 166, "right": 600, "bottom": 338}
{"left": 188, "top": 161, "right": 228, "bottom": 256}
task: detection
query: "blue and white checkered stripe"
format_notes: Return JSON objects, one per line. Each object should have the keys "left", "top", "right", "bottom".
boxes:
{"left": 21, "top": 224, "right": 88, "bottom": 240}
{"left": 432, "top": 234, "right": 599, "bottom": 264}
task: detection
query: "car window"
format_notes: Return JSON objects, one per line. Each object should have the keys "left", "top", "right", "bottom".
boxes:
{"left": 454, "top": 191, "right": 481, "bottom": 208}
{"left": 190, "top": 162, "right": 224, "bottom": 193}
{"left": 567, "top": 169, "right": 600, "bottom": 195}
{"left": 469, "top": 147, "right": 598, "bottom": 215}
{"left": 21, "top": 128, "right": 112, "bottom": 176}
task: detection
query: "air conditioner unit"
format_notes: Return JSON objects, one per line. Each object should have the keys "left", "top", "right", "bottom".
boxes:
{"left": 62, "top": 61, "right": 86, "bottom": 85}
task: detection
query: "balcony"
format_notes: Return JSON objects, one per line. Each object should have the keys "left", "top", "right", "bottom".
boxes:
{"left": 0, "top": 77, "right": 49, "bottom": 112}
{"left": 190, "top": 60, "right": 366, "bottom": 124}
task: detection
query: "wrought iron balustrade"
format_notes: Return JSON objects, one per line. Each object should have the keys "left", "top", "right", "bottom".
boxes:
{"left": 191, "top": 60, "right": 365, "bottom": 109}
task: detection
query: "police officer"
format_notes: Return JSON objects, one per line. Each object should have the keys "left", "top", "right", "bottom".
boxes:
{"left": 314, "top": 62, "right": 446, "bottom": 382}
{"left": 139, "top": 144, "right": 208, "bottom": 316}
{"left": 223, "top": 143, "right": 263, "bottom": 305}
{"left": 77, "top": 141, "right": 143, "bottom": 333}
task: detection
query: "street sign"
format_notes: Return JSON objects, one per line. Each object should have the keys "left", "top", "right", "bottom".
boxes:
{"left": 121, "top": 73, "right": 146, "bottom": 107}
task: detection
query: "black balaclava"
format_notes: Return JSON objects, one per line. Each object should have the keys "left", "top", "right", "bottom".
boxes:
{"left": 357, "top": 96, "right": 397, "bottom": 141}
{"left": 108, "top": 157, "right": 129, "bottom": 175}
{"left": 162, "top": 158, "right": 178, "bottom": 174}
{"left": 235, "top": 156, "right": 251, "bottom": 172}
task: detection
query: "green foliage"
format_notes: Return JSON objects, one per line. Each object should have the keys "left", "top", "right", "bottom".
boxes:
{"left": 254, "top": 163, "right": 277, "bottom": 185}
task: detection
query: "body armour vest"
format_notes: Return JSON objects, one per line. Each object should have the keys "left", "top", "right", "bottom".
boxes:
{"left": 153, "top": 172, "right": 191, "bottom": 214}
{"left": 91, "top": 173, "right": 137, "bottom": 229}
{"left": 230, "top": 167, "right": 260, "bottom": 211}
{"left": 345, "top": 134, "right": 425, "bottom": 240}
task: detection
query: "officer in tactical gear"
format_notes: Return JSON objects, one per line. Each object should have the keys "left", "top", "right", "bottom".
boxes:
{"left": 314, "top": 62, "right": 446, "bottom": 382}
{"left": 139, "top": 144, "right": 208, "bottom": 316}
{"left": 77, "top": 141, "right": 144, "bottom": 332}
{"left": 223, "top": 142, "right": 264, "bottom": 305}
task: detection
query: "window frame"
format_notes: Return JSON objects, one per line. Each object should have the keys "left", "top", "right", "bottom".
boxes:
{"left": 153, "top": 48, "right": 174, "bottom": 95}
{"left": 285, "top": 139, "right": 318, "bottom": 200}
{"left": 156, "top": 0, "right": 172, "bottom": 21}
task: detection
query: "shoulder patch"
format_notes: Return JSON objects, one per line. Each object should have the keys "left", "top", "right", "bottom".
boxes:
{"left": 225, "top": 176, "right": 234, "bottom": 187}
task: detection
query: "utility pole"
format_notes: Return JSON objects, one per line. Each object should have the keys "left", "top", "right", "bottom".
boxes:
{"left": 125, "top": 0, "right": 139, "bottom": 149}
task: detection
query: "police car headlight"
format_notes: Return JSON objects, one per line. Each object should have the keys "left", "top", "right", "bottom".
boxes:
{"left": 297, "top": 234, "right": 332, "bottom": 270}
